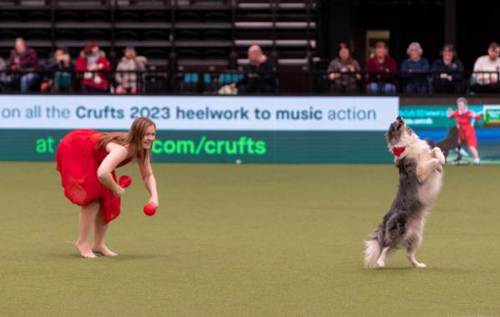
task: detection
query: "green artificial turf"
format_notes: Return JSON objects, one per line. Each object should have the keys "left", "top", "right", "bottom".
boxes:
{"left": 0, "top": 162, "right": 499, "bottom": 317}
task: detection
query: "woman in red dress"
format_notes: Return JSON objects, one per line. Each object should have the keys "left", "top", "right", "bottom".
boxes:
{"left": 447, "top": 97, "right": 482, "bottom": 164}
{"left": 56, "top": 117, "right": 159, "bottom": 258}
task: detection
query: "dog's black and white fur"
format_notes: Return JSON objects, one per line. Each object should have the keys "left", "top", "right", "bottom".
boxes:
{"left": 364, "top": 117, "right": 445, "bottom": 269}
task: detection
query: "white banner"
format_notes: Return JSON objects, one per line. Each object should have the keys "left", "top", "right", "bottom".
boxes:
{"left": 0, "top": 95, "right": 398, "bottom": 131}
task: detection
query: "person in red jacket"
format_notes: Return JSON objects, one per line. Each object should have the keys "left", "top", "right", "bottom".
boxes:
{"left": 75, "top": 41, "right": 111, "bottom": 93}
{"left": 365, "top": 41, "right": 398, "bottom": 95}
{"left": 447, "top": 97, "right": 482, "bottom": 164}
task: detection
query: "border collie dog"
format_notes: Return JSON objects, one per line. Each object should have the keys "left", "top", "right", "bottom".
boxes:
{"left": 364, "top": 117, "right": 445, "bottom": 269}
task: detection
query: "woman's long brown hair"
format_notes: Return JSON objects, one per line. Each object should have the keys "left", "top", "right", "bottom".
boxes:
{"left": 99, "top": 117, "right": 156, "bottom": 168}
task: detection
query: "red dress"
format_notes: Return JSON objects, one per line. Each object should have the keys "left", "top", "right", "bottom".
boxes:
{"left": 449, "top": 110, "right": 480, "bottom": 147}
{"left": 56, "top": 129, "right": 131, "bottom": 223}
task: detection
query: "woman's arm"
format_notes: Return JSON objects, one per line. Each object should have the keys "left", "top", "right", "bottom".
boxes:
{"left": 139, "top": 157, "right": 159, "bottom": 206}
{"left": 447, "top": 108, "right": 456, "bottom": 118}
{"left": 470, "top": 110, "right": 482, "bottom": 121}
{"left": 97, "top": 143, "right": 129, "bottom": 195}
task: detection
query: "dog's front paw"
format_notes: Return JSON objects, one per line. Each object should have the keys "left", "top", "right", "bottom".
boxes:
{"left": 432, "top": 148, "right": 446, "bottom": 165}
{"left": 435, "top": 164, "right": 443, "bottom": 173}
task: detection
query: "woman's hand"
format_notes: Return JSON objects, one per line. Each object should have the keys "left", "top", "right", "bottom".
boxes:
{"left": 114, "top": 185, "right": 125, "bottom": 197}
{"left": 328, "top": 72, "right": 340, "bottom": 80}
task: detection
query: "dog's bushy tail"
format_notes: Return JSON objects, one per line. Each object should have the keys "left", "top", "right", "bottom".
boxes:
{"left": 364, "top": 229, "right": 382, "bottom": 268}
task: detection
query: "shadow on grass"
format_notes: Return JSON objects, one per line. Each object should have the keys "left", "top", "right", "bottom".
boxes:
{"left": 114, "top": 253, "right": 171, "bottom": 261}
{"left": 44, "top": 252, "right": 171, "bottom": 262}
{"left": 359, "top": 266, "right": 471, "bottom": 274}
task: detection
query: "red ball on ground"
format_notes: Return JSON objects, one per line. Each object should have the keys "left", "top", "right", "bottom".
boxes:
{"left": 143, "top": 202, "right": 157, "bottom": 216}
{"left": 118, "top": 175, "right": 132, "bottom": 188}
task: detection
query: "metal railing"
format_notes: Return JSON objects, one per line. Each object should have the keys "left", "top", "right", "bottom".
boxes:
{"left": 1, "top": 69, "right": 500, "bottom": 95}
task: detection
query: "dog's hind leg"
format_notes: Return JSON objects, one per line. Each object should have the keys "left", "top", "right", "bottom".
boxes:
{"left": 405, "top": 234, "right": 426, "bottom": 268}
{"left": 407, "top": 251, "right": 426, "bottom": 268}
{"left": 376, "top": 246, "right": 390, "bottom": 268}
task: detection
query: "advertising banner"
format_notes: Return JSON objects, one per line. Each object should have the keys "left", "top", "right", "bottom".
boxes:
{"left": 0, "top": 95, "right": 399, "bottom": 163}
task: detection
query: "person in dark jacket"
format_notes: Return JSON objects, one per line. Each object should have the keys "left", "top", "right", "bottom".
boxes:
{"left": 365, "top": 41, "right": 397, "bottom": 95}
{"left": 431, "top": 44, "right": 464, "bottom": 94}
{"left": 327, "top": 42, "right": 361, "bottom": 93}
{"left": 234, "top": 45, "right": 277, "bottom": 94}
{"left": 400, "top": 42, "right": 430, "bottom": 94}
{"left": 41, "top": 48, "right": 73, "bottom": 93}
{"left": 4, "top": 38, "right": 40, "bottom": 93}
{"left": 0, "top": 56, "right": 7, "bottom": 92}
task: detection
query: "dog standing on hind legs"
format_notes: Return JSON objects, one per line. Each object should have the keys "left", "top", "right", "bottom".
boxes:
{"left": 364, "top": 117, "right": 445, "bottom": 269}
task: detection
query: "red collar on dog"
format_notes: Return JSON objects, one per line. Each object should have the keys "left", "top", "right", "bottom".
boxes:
{"left": 392, "top": 146, "right": 406, "bottom": 158}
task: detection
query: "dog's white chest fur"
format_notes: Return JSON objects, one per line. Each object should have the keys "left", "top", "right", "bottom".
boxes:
{"left": 404, "top": 140, "right": 445, "bottom": 206}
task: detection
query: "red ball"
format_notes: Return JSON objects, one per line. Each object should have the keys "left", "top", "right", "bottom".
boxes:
{"left": 143, "top": 202, "right": 157, "bottom": 216}
{"left": 118, "top": 175, "right": 132, "bottom": 188}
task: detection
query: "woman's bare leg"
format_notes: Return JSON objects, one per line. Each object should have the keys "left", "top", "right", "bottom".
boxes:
{"left": 75, "top": 201, "right": 99, "bottom": 258}
{"left": 469, "top": 146, "right": 480, "bottom": 162}
{"left": 93, "top": 208, "right": 118, "bottom": 256}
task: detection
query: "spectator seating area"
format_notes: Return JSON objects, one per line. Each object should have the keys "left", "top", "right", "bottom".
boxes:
{"left": 0, "top": 0, "right": 316, "bottom": 79}
{"left": 1, "top": 0, "right": 500, "bottom": 95}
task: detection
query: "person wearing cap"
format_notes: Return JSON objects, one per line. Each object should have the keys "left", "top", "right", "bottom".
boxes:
{"left": 400, "top": 42, "right": 430, "bottom": 94}
{"left": 75, "top": 41, "right": 111, "bottom": 93}
{"left": 115, "top": 47, "right": 147, "bottom": 94}
{"left": 472, "top": 42, "right": 500, "bottom": 93}
{"left": 447, "top": 97, "right": 482, "bottom": 164}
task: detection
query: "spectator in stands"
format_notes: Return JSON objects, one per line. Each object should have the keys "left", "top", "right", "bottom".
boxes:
{"left": 0, "top": 56, "right": 6, "bottom": 92}
{"left": 233, "top": 45, "right": 276, "bottom": 94}
{"left": 431, "top": 43, "right": 464, "bottom": 94}
{"left": 75, "top": 41, "right": 111, "bottom": 93}
{"left": 3, "top": 38, "right": 40, "bottom": 93}
{"left": 327, "top": 42, "right": 361, "bottom": 93}
{"left": 471, "top": 42, "right": 500, "bottom": 93}
{"left": 115, "top": 47, "right": 147, "bottom": 94}
{"left": 400, "top": 42, "right": 430, "bottom": 94}
{"left": 365, "top": 41, "right": 397, "bottom": 95}
{"left": 41, "top": 48, "right": 73, "bottom": 93}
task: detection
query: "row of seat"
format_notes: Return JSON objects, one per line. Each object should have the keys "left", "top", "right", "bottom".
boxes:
{"left": 0, "top": 0, "right": 318, "bottom": 70}
{"left": 1, "top": 0, "right": 313, "bottom": 9}
{"left": 233, "top": 1, "right": 316, "bottom": 68}
{"left": 0, "top": 29, "right": 231, "bottom": 40}
{"left": 0, "top": 10, "right": 230, "bottom": 22}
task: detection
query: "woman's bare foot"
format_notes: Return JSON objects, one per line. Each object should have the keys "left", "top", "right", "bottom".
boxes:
{"left": 92, "top": 244, "right": 118, "bottom": 257}
{"left": 75, "top": 241, "right": 97, "bottom": 258}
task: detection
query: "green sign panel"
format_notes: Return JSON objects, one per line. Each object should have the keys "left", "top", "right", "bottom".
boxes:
{"left": 0, "top": 130, "right": 390, "bottom": 163}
